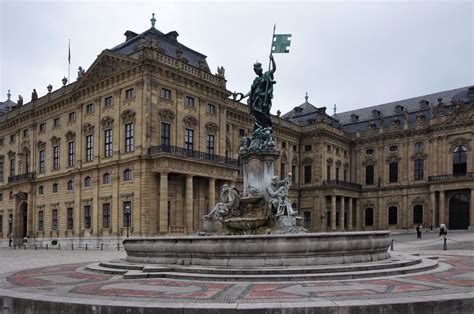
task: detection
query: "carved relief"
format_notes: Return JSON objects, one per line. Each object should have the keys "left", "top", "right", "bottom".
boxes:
{"left": 135, "top": 79, "right": 144, "bottom": 89}
{"left": 385, "top": 154, "right": 401, "bottom": 163}
{"left": 326, "top": 157, "right": 333, "bottom": 164}
{"left": 335, "top": 160, "right": 342, "bottom": 167}
{"left": 82, "top": 123, "right": 95, "bottom": 135}
{"left": 121, "top": 109, "right": 136, "bottom": 123}
{"left": 362, "top": 156, "right": 377, "bottom": 166}
{"left": 205, "top": 122, "right": 218, "bottom": 134}
{"left": 411, "top": 196, "right": 426, "bottom": 205}
{"left": 37, "top": 141, "right": 46, "bottom": 149}
{"left": 7, "top": 150, "right": 16, "bottom": 158}
{"left": 101, "top": 116, "right": 114, "bottom": 129}
{"left": 159, "top": 109, "right": 175, "bottom": 122}
{"left": 64, "top": 131, "right": 75, "bottom": 141}
{"left": 183, "top": 115, "right": 198, "bottom": 128}
{"left": 50, "top": 136, "right": 61, "bottom": 145}
{"left": 449, "top": 137, "right": 472, "bottom": 151}
{"left": 302, "top": 157, "right": 313, "bottom": 164}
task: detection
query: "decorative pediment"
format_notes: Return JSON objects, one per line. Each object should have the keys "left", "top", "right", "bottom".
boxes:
{"left": 50, "top": 136, "right": 61, "bottom": 145}
{"left": 326, "top": 157, "right": 333, "bottom": 164}
{"left": 335, "top": 160, "right": 342, "bottom": 167}
{"left": 292, "top": 156, "right": 298, "bottom": 165}
{"left": 101, "top": 116, "right": 114, "bottom": 129}
{"left": 159, "top": 109, "right": 175, "bottom": 122}
{"left": 385, "top": 154, "right": 401, "bottom": 163}
{"left": 82, "top": 123, "right": 95, "bottom": 135}
{"left": 7, "top": 150, "right": 16, "bottom": 158}
{"left": 412, "top": 113, "right": 426, "bottom": 129}
{"left": 205, "top": 122, "right": 219, "bottom": 134}
{"left": 411, "top": 196, "right": 426, "bottom": 205}
{"left": 37, "top": 141, "right": 46, "bottom": 149}
{"left": 17, "top": 191, "right": 27, "bottom": 201}
{"left": 343, "top": 162, "right": 349, "bottom": 169}
{"left": 449, "top": 137, "right": 472, "bottom": 151}
{"left": 121, "top": 109, "right": 136, "bottom": 123}
{"left": 411, "top": 151, "right": 428, "bottom": 160}
{"left": 302, "top": 157, "right": 313, "bottom": 164}
{"left": 73, "top": 52, "right": 138, "bottom": 90}
{"left": 362, "top": 200, "right": 376, "bottom": 209}
{"left": 183, "top": 115, "right": 198, "bottom": 128}
{"left": 362, "top": 156, "right": 377, "bottom": 166}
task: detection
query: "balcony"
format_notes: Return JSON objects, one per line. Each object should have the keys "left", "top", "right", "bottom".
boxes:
{"left": 148, "top": 145, "right": 240, "bottom": 168}
{"left": 323, "top": 180, "right": 362, "bottom": 190}
{"left": 428, "top": 172, "right": 474, "bottom": 182}
{"left": 8, "top": 172, "right": 35, "bottom": 184}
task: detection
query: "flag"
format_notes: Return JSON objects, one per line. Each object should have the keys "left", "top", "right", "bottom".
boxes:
{"left": 68, "top": 40, "right": 71, "bottom": 64}
{"left": 272, "top": 34, "right": 292, "bottom": 53}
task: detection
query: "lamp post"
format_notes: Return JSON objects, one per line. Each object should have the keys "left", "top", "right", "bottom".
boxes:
{"left": 125, "top": 203, "right": 131, "bottom": 238}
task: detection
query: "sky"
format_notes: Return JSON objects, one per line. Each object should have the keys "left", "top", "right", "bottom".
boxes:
{"left": 0, "top": 0, "right": 473, "bottom": 115}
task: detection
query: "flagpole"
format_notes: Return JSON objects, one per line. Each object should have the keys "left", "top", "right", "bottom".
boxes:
{"left": 263, "top": 24, "right": 276, "bottom": 115}
{"left": 68, "top": 39, "right": 71, "bottom": 83}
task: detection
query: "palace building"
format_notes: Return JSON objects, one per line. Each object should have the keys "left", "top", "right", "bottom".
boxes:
{"left": 1, "top": 18, "right": 473, "bottom": 247}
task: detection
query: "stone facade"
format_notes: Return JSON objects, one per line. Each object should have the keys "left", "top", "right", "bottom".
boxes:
{"left": 0, "top": 22, "right": 473, "bottom": 246}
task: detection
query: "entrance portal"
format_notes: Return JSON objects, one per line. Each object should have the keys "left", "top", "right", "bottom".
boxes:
{"left": 448, "top": 193, "right": 469, "bottom": 230}
{"left": 19, "top": 202, "right": 28, "bottom": 238}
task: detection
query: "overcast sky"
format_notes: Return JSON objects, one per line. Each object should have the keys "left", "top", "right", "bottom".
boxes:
{"left": 1, "top": 0, "right": 472, "bottom": 115}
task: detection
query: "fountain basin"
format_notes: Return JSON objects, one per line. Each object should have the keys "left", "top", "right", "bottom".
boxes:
{"left": 124, "top": 231, "right": 391, "bottom": 267}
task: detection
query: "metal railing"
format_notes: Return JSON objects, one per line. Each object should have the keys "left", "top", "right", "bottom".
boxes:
{"left": 428, "top": 172, "right": 474, "bottom": 182}
{"left": 323, "top": 179, "right": 362, "bottom": 190}
{"left": 148, "top": 145, "right": 239, "bottom": 168}
{"left": 169, "top": 225, "right": 187, "bottom": 235}
{"left": 8, "top": 172, "right": 35, "bottom": 184}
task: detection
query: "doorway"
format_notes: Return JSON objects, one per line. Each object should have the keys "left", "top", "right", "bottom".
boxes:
{"left": 448, "top": 193, "right": 469, "bottom": 230}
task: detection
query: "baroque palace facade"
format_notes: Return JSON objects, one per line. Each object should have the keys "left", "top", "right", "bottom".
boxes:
{"left": 1, "top": 20, "right": 473, "bottom": 246}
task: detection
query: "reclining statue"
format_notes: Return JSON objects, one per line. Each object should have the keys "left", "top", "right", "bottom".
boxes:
{"left": 204, "top": 184, "right": 241, "bottom": 221}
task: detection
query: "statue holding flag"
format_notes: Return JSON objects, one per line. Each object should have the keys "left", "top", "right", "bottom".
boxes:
{"left": 234, "top": 26, "right": 291, "bottom": 153}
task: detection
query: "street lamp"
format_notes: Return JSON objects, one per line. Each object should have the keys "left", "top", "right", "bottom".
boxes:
{"left": 124, "top": 203, "right": 131, "bottom": 238}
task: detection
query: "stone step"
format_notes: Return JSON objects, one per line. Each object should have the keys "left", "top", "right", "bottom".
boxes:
{"left": 121, "top": 258, "right": 438, "bottom": 281}
{"left": 86, "top": 263, "right": 129, "bottom": 275}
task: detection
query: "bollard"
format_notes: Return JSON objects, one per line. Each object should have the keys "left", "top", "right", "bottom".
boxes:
{"left": 46, "top": 244, "right": 48, "bottom": 250}
{"left": 35, "top": 244, "right": 37, "bottom": 250}
{"left": 101, "top": 243, "right": 104, "bottom": 251}
{"left": 85, "top": 243, "right": 88, "bottom": 251}
{"left": 24, "top": 244, "right": 26, "bottom": 250}
{"left": 117, "top": 243, "right": 120, "bottom": 251}
{"left": 390, "top": 239, "right": 394, "bottom": 251}
{"left": 58, "top": 243, "right": 61, "bottom": 250}
{"left": 71, "top": 243, "right": 74, "bottom": 250}
{"left": 443, "top": 237, "right": 447, "bottom": 251}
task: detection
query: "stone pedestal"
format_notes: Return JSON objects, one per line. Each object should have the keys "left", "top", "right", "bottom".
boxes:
{"left": 241, "top": 151, "right": 280, "bottom": 200}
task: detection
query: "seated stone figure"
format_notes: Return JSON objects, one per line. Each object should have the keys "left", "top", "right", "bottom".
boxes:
{"left": 205, "top": 184, "right": 241, "bottom": 221}
{"left": 267, "top": 174, "right": 297, "bottom": 217}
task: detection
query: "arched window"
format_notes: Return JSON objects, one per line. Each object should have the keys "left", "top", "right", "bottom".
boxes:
{"left": 67, "top": 180, "right": 74, "bottom": 191}
{"left": 388, "top": 206, "right": 397, "bottom": 225}
{"left": 365, "top": 208, "right": 373, "bottom": 226}
{"left": 123, "top": 169, "right": 133, "bottom": 181}
{"left": 38, "top": 185, "right": 44, "bottom": 195}
{"left": 453, "top": 145, "right": 467, "bottom": 175}
{"left": 84, "top": 176, "right": 91, "bottom": 187}
{"left": 413, "top": 205, "right": 423, "bottom": 224}
{"left": 103, "top": 172, "right": 111, "bottom": 184}
{"left": 52, "top": 183, "right": 58, "bottom": 193}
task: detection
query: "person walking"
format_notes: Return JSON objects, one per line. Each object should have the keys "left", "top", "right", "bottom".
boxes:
{"left": 439, "top": 223, "right": 447, "bottom": 238}
{"left": 416, "top": 224, "right": 422, "bottom": 239}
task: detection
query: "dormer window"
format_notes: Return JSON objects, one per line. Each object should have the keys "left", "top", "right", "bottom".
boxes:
{"left": 419, "top": 100, "right": 429, "bottom": 110}
{"left": 372, "top": 110, "right": 381, "bottom": 118}
{"left": 394, "top": 105, "right": 404, "bottom": 114}
{"left": 350, "top": 114, "right": 359, "bottom": 122}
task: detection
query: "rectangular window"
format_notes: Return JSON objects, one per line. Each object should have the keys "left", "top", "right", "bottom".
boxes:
{"left": 39, "top": 123, "right": 46, "bottom": 132}
{"left": 304, "top": 145, "right": 312, "bottom": 152}
{"left": 388, "top": 207, "right": 398, "bottom": 225}
{"left": 293, "top": 145, "right": 297, "bottom": 152}
{"left": 125, "top": 123, "right": 134, "bottom": 152}
{"left": 0, "top": 193, "right": 2, "bottom": 201}
{"left": 52, "top": 209, "right": 58, "bottom": 231}
{"left": 86, "top": 103, "right": 94, "bottom": 113}
{"left": 10, "top": 134, "right": 15, "bottom": 144}
{"left": 23, "top": 129, "right": 29, "bottom": 138}
{"left": 0, "top": 138, "right": 4, "bottom": 146}
{"left": 0, "top": 157, "right": 4, "bottom": 182}
{"left": 239, "top": 128, "right": 246, "bottom": 137}
{"left": 68, "top": 141, "right": 75, "bottom": 167}
{"left": 68, "top": 112, "right": 76, "bottom": 122}
{"left": 304, "top": 165, "right": 312, "bottom": 184}
{"left": 327, "top": 165, "right": 331, "bottom": 181}
{"left": 9, "top": 159, "right": 15, "bottom": 177}
{"left": 123, "top": 201, "right": 132, "bottom": 227}
{"left": 226, "top": 124, "right": 230, "bottom": 133}
{"left": 207, "top": 134, "right": 215, "bottom": 155}
{"left": 104, "top": 97, "right": 113, "bottom": 107}
{"left": 84, "top": 205, "right": 91, "bottom": 229}
{"left": 161, "top": 88, "right": 171, "bottom": 100}
{"left": 184, "top": 128, "right": 194, "bottom": 151}
{"left": 336, "top": 167, "right": 340, "bottom": 181}
{"left": 86, "top": 135, "right": 94, "bottom": 162}
{"left": 161, "top": 123, "right": 170, "bottom": 146}
{"left": 104, "top": 129, "right": 112, "bottom": 157}
{"left": 414, "top": 159, "right": 424, "bottom": 181}
{"left": 365, "top": 165, "right": 374, "bottom": 185}
{"left": 103, "top": 203, "right": 110, "bottom": 228}
{"left": 303, "top": 212, "right": 311, "bottom": 228}
{"left": 291, "top": 165, "right": 296, "bottom": 184}
{"left": 365, "top": 208, "right": 374, "bottom": 226}
{"left": 67, "top": 208, "right": 73, "bottom": 230}
{"left": 281, "top": 141, "right": 287, "bottom": 149}
{"left": 53, "top": 145, "right": 60, "bottom": 170}
{"left": 39, "top": 150, "right": 45, "bottom": 173}
{"left": 38, "top": 211, "right": 44, "bottom": 232}
{"left": 53, "top": 117, "right": 60, "bottom": 127}
{"left": 280, "top": 163, "right": 286, "bottom": 180}
{"left": 185, "top": 96, "right": 195, "bottom": 107}
{"left": 125, "top": 88, "right": 134, "bottom": 99}
{"left": 207, "top": 103, "right": 216, "bottom": 114}
{"left": 389, "top": 162, "right": 398, "bottom": 183}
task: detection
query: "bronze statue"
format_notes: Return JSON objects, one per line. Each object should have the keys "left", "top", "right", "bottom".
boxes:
{"left": 17, "top": 95, "right": 23, "bottom": 106}
{"left": 31, "top": 89, "right": 38, "bottom": 101}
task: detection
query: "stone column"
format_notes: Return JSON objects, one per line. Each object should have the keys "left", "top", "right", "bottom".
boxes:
{"left": 27, "top": 192, "right": 33, "bottom": 237}
{"left": 185, "top": 175, "right": 194, "bottom": 233}
{"left": 430, "top": 191, "right": 436, "bottom": 229}
{"left": 355, "top": 199, "right": 360, "bottom": 230}
{"left": 470, "top": 189, "right": 474, "bottom": 228}
{"left": 378, "top": 196, "right": 384, "bottom": 230}
{"left": 348, "top": 197, "right": 353, "bottom": 230}
{"left": 331, "top": 195, "right": 336, "bottom": 231}
{"left": 439, "top": 191, "right": 446, "bottom": 226}
{"left": 402, "top": 193, "right": 408, "bottom": 228}
{"left": 339, "top": 196, "right": 345, "bottom": 231}
{"left": 12, "top": 194, "right": 18, "bottom": 245}
{"left": 208, "top": 178, "right": 216, "bottom": 213}
{"left": 159, "top": 172, "right": 168, "bottom": 233}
